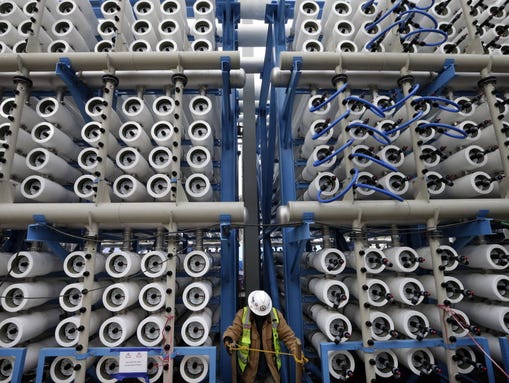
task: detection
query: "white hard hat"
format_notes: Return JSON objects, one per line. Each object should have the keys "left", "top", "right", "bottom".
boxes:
{"left": 248, "top": 290, "right": 272, "bottom": 316}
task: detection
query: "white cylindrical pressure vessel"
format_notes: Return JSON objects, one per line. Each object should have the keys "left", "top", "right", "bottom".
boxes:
{"left": 132, "top": 20, "right": 159, "bottom": 47}
{"left": 303, "top": 172, "right": 340, "bottom": 201}
{"left": 420, "top": 275, "right": 468, "bottom": 304}
{"left": 99, "top": 308, "right": 146, "bottom": 347}
{"left": 0, "top": 20, "right": 19, "bottom": 47}
{"left": 435, "top": 145, "right": 487, "bottom": 175}
{"left": 95, "top": 40, "right": 114, "bottom": 53}
{"left": 192, "top": 39, "right": 213, "bottom": 52}
{"left": 433, "top": 120, "right": 480, "bottom": 149}
{"left": 134, "top": 0, "right": 161, "bottom": 26}
{"left": 344, "top": 248, "right": 389, "bottom": 274}
{"left": 78, "top": 147, "right": 123, "bottom": 179}
{"left": 431, "top": 346, "right": 476, "bottom": 375}
{"left": 460, "top": 244, "right": 508, "bottom": 270}
{"left": 119, "top": 121, "right": 153, "bottom": 156}
{"left": 192, "top": 19, "right": 215, "bottom": 46}
{"left": 146, "top": 174, "right": 172, "bottom": 201}
{"left": 32, "top": 122, "right": 80, "bottom": 159}
{"left": 370, "top": 146, "right": 405, "bottom": 176}
{"left": 357, "top": 348, "right": 400, "bottom": 379}
{"left": 161, "top": 1, "right": 187, "bottom": 29}
{"left": 0, "top": 308, "right": 61, "bottom": 347}
{"left": 323, "top": 19, "right": 355, "bottom": 52}
{"left": 26, "top": 148, "right": 82, "bottom": 183}
{"left": 139, "top": 282, "right": 166, "bottom": 312}
{"left": 297, "top": 95, "right": 334, "bottom": 136}
{"left": 0, "top": 97, "right": 41, "bottom": 130}
{"left": 185, "top": 173, "right": 213, "bottom": 202}
{"left": 96, "top": 355, "right": 119, "bottom": 383}
{"left": 141, "top": 251, "right": 167, "bottom": 278}
{"left": 444, "top": 171, "right": 496, "bottom": 198}
{"left": 421, "top": 171, "right": 449, "bottom": 198}
{"left": 344, "top": 304, "right": 395, "bottom": 341}
{"left": 417, "top": 245, "right": 460, "bottom": 271}
{"left": 0, "top": 124, "right": 35, "bottom": 155}
{"left": 152, "top": 96, "right": 175, "bottom": 120}
{"left": 148, "top": 147, "right": 173, "bottom": 174}
{"left": 97, "top": 19, "right": 119, "bottom": 42}
{"left": 8, "top": 251, "right": 62, "bottom": 278}
{"left": 399, "top": 145, "right": 441, "bottom": 175}
{"left": 50, "top": 355, "right": 97, "bottom": 383}
{"left": 382, "top": 306, "right": 431, "bottom": 340}
{"left": 116, "top": 147, "right": 154, "bottom": 182}
{"left": 21, "top": 175, "right": 79, "bottom": 202}
{"left": 181, "top": 308, "right": 213, "bottom": 346}
{"left": 183, "top": 250, "right": 214, "bottom": 278}
{"left": 394, "top": 348, "right": 436, "bottom": 376}
{"left": 151, "top": 120, "right": 175, "bottom": 145}
{"left": 456, "top": 301, "right": 508, "bottom": 334}
{"left": 52, "top": 19, "right": 92, "bottom": 51}
{"left": 137, "top": 314, "right": 166, "bottom": 347}
{"left": 183, "top": 280, "right": 214, "bottom": 311}
{"left": 106, "top": 250, "right": 142, "bottom": 279}
{"left": 74, "top": 174, "right": 117, "bottom": 202}
{"left": 156, "top": 38, "right": 179, "bottom": 52}
{"left": 85, "top": 97, "right": 122, "bottom": 132}
{"left": 158, "top": 18, "right": 186, "bottom": 49}
{"left": 113, "top": 174, "right": 148, "bottom": 202}
{"left": 0, "top": 253, "right": 10, "bottom": 277}
{"left": 179, "top": 354, "right": 209, "bottom": 383}
{"left": 193, "top": 0, "right": 215, "bottom": 24}
{"left": 455, "top": 273, "right": 509, "bottom": 302}
{"left": 307, "top": 277, "right": 349, "bottom": 308}
{"left": 380, "top": 276, "right": 427, "bottom": 306}
{"left": 309, "top": 331, "right": 355, "bottom": 380}
{"left": 301, "top": 146, "right": 335, "bottom": 182}
{"left": 59, "top": 281, "right": 107, "bottom": 312}
{"left": 188, "top": 121, "right": 214, "bottom": 150}
{"left": 55, "top": 309, "right": 110, "bottom": 347}
{"left": 103, "top": 281, "right": 143, "bottom": 312}
{"left": 81, "top": 121, "right": 121, "bottom": 156}
{"left": 419, "top": 304, "right": 471, "bottom": 338}
{"left": 342, "top": 276, "right": 392, "bottom": 307}
{"left": 303, "top": 248, "right": 346, "bottom": 275}
{"left": 188, "top": 95, "right": 217, "bottom": 127}
{"left": 293, "top": 19, "right": 321, "bottom": 51}
{"left": 383, "top": 246, "right": 421, "bottom": 273}
{"left": 121, "top": 97, "right": 154, "bottom": 129}
{"left": 1, "top": 281, "right": 65, "bottom": 312}
{"left": 307, "top": 304, "right": 351, "bottom": 342}
{"left": 376, "top": 172, "right": 411, "bottom": 199}
{"left": 186, "top": 146, "right": 213, "bottom": 178}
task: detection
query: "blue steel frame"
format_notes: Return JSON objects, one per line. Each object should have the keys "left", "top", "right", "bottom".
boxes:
{"left": 0, "top": 348, "right": 26, "bottom": 383}
{"left": 319, "top": 338, "right": 496, "bottom": 383}
{"left": 34, "top": 347, "right": 216, "bottom": 383}
{"left": 499, "top": 337, "right": 509, "bottom": 383}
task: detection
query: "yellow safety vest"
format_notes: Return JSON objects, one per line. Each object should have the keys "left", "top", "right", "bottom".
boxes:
{"left": 238, "top": 307, "right": 282, "bottom": 372}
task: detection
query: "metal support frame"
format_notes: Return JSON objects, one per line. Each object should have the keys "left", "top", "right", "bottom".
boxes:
{"left": 500, "top": 337, "right": 509, "bottom": 383}
{"left": 55, "top": 58, "right": 93, "bottom": 122}
{"left": 0, "top": 348, "right": 26, "bottom": 383}
{"left": 318, "top": 338, "right": 496, "bottom": 383}
{"left": 34, "top": 346, "right": 217, "bottom": 383}
{"left": 421, "top": 59, "right": 457, "bottom": 96}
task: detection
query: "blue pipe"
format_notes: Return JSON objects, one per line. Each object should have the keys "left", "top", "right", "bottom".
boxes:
{"left": 386, "top": 110, "right": 424, "bottom": 135}
{"left": 313, "top": 138, "right": 354, "bottom": 167}
{"left": 311, "top": 110, "right": 351, "bottom": 140}
{"left": 347, "top": 121, "right": 392, "bottom": 145}
{"left": 317, "top": 169, "right": 359, "bottom": 203}
{"left": 344, "top": 96, "right": 386, "bottom": 118}
{"left": 354, "top": 183, "right": 405, "bottom": 202}
{"left": 413, "top": 96, "right": 461, "bottom": 112}
{"left": 309, "top": 83, "right": 348, "bottom": 113}
{"left": 365, "top": 0, "right": 403, "bottom": 32}
{"left": 382, "top": 83, "right": 420, "bottom": 112}
{"left": 418, "top": 122, "right": 468, "bottom": 139}
{"left": 349, "top": 152, "right": 399, "bottom": 172}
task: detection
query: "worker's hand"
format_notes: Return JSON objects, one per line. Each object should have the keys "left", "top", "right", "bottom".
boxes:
{"left": 223, "top": 336, "right": 234, "bottom": 355}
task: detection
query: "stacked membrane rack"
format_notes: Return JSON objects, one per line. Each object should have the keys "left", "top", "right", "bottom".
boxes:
{"left": 0, "top": 0, "right": 509, "bottom": 383}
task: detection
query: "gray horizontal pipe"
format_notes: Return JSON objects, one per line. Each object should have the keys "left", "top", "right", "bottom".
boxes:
{"left": 279, "top": 52, "right": 509, "bottom": 73}
{"left": 0, "top": 52, "right": 241, "bottom": 72}
{"left": 0, "top": 70, "right": 246, "bottom": 89}
{"left": 277, "top": 200, "right": 509, "bottom": 225}
{"left": 0, "top": 202, "right": 246, "bottom": 229}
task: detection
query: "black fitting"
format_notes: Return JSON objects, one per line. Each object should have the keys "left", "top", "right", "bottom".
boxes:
{"left": 478, "top": 76, "right": 497, "bottom": 88}
{"left": 85, "top": 253, "right": 92, "bottom": 259}
{"left": 172, "top": 73, "right": 188, "bottom": 87}
{"left": 331, "top": 73, "right": 348, "bottom": 87}
{"left": 13, "top": 75, "right": 33, "bottom": 87}
{"left": 102, "top": 74, "right": 119, "bottom": 87}
{"left": 397, "top": 74, "right": 415, "bottom": 87}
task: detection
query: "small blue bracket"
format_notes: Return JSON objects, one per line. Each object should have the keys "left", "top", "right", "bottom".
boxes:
{"left": 55, "top": 58, "right": 93, "bottom": 123}
{"left": 281, "top": 57, "right": 303, "bottom": 145}
{"left": 27, "top": 215, "right": 83, "bottom": 260}
{"left": 0, "top": 348, "right": 26, "bottom": 383}
{"left": 499, "top": 337, "right": 509, "bottom": 383}
{"left": 216, "top": 0, "right": 240, "bottom": 51}
{"left": 443, "top": 210, "right": 493, "bottom": 251}
{"left": 289, "top": 215, "right": 313, "bottom": 275}
{"left": 36, "top": 347, "right": 216, "bottom": 383}
{"left": 421, "top": 59, "right": 457, "bottom": 96}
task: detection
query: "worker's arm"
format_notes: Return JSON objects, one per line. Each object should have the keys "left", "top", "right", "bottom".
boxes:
{"left": 276, "top": 309, "right": 299, "bottom": 355}
{"left": 222, "top": 308, "right": 244, "bottom": 347}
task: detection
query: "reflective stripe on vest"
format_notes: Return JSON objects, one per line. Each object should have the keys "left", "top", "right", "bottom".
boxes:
{"left": 238, "top": 307, "right": 282, "bottom": 372}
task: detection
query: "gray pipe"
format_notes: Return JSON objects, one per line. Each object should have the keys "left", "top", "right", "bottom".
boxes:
{"left": 0, "top": 202, "right": 246, "bottom": 228}
{"left": 277, "top": 200, "right": 509, "bottom": 225}
{"left": 0, "top": 52, "right": 241, "bottom": 72}
{"left": 278, "top": 52, "right": 509, "bottom": 72}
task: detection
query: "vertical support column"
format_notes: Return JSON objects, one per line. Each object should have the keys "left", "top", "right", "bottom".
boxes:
{"left": 170, "top": 74, "right": 186, "bottom": 202}
{"left": 163, "top": 225, "right": 178, "bottom": 382}
{"left": 113, "top": 0, "right": 130, "bottom": 52}
{"left": 26, "top": 0, "right": 46, "bottom": 52}
{"left": 352, "top": 217, "right": 377, "bottom": 383}
{"left": 95, "top": 74, "right": 118, "bottom": 203}
{"left": 0, "top": 75, "right": 31, "bottom": 203}
{"left": 459, "top": 0, "right": 484, "bottom": 53}
{"left": 426, "top": 216, "right": 460, "bottom": 382}
{"left": 479, "top": 72, "right": 509, "bottom": 198}
{"left": 74, "top": 227, "right": 98, "bottom": 383}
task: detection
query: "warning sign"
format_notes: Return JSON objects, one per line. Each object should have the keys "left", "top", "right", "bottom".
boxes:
{"left": 119, "top": 351, "right": 148, "bottom": 373}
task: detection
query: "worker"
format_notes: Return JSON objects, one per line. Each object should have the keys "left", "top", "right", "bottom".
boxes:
{"left": 223, "top": 290, "right": 300, "bottom": 383}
